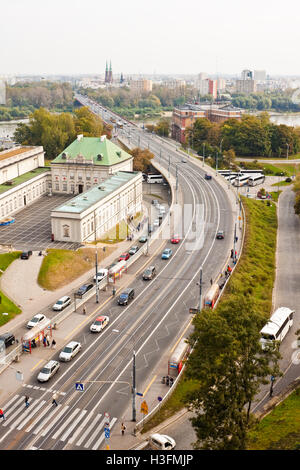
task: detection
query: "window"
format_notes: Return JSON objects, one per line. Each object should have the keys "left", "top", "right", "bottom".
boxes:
{"left": 63, "top": 225, "right": 70, "bottom": 238}
{"left": 63, "top": 183, "right": 67, "bottom": 191}
{"left": 71, "top": 184, "right": 75, "bottom": 193}
{"left": 55, "top": 183, "right": 59, "bottom": 191}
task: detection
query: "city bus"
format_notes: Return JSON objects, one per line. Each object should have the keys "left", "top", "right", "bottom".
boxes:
{"left": 147, "top": 174, "right": 164, "bottom": 184}
{"left": 233, "top": 174, "right": 249, "bottom": 187}
{"left": 168, "top": 338, "right": 190, "bottom": 377}
{"left": 224, "top": 174, "right": 237, "bottom": 184}
{"left": 248, "top": 174, "right": 265, "bottom": 186}
{"left": 260, "top": 307, "right": 294, "bottom": 350}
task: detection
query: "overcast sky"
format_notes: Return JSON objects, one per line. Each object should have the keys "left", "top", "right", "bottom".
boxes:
{"left": 1, "top": 0, "right": 300, "bottom": 76}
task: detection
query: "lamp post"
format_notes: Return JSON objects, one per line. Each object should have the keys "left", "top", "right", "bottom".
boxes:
{"left": 196, "top": 266, "right": 203, "bottom": 313}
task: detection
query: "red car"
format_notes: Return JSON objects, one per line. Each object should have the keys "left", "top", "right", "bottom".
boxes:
{"left": 171, "top": 235, "right": 181, "bottom": 244}
{"left": 119, "top": 252, "right": 130, "bottom": 261}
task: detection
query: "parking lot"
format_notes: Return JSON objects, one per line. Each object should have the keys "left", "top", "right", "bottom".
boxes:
{"left": 0, "top": 194, "right": 82, "bottom": 251}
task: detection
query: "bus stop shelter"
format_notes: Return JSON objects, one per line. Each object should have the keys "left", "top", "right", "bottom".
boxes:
{"left": 21, "top": 319, "right": 52, "bottom": 353}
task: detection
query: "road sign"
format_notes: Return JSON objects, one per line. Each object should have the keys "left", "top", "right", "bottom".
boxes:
{"left": 75, "top": 382, "right": 84, "bottom": 392}
{"left": 104, "top": 412, "right": 110, "bottom": 425}
{"left": 104, "top": 427, "right": 110, "bottom": 439}
{"left": 140, "top": 400, "right": 148, "bottom": 414}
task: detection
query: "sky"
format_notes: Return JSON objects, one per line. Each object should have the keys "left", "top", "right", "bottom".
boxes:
{"left": 1, "top": 0, "right": 300, "bottom": 76}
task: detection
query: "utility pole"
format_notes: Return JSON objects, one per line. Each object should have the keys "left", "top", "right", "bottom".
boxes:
{"left": 95, "top": 250, "right": 99, "bottom": 303}
{"left": 202, "top": 143, "right": 205, "bottom": 167}
{"left": 198, "top": 266, "right": 203, "bottom": 312}
{"left": 175, "top": 164, "right": 178, "bottom": 204}
{"left": 132, "top": 350, "right": 136, "bottom": 421}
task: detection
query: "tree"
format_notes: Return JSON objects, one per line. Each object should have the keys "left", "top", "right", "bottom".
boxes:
{"left": 130, "top": 147, "right": 154, "bottom": 172}
{"left": 155, "top": 118, "right": 170, "bottom": 137}
{"left": 185, "top": 296, "right": 281, "bottom": 450}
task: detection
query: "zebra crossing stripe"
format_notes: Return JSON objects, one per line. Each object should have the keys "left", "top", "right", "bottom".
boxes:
{"left": 8, "top": 399, "right": 38, "bottom": 430}
{"left": 52, "top": 408, "right": 80, "bottom": 440}
{"left": 3, "top": 397, "right": 33, "bottom": 427}
{"left": 92, "top": 417, "right": 117, "bottom": 450}
{"left": 4, "top": 394, "right": 19, "bottom": 409}
{"left": 76, "top": 413, "right": 102, "bottom": 447}
{"left": 41, "top": 405, "right": 69, "bottom": 437}
{"left": 60, "top": 409, "right": 87, "bottom": 442}
{"left": 17, "top": 400, "right": 46, "bottom": 431}
{"left": 26, "top": 404, "right": 52, "bottom": 433}
{"left": 84, "top": 416, "right": 107, "bottom": 449}
{"left": 67, "top": 410, "right": 95, "bottom": 445}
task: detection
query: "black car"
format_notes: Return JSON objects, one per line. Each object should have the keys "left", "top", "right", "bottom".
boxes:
{"left": 118, "top": 288, "right": 134, "bottom": 306}
{"left": 75, "top": 283, "right": 94, "bottom": 298}
{"left": 21, "top": 250, "right": 33, "bottom": 259}
{"left": 205, "top": 174, "right": 212, "bottom": 180}
{"left": 143, "top": 266, "right": 156, "bottom": 280}
{"left": 0, "top": 332, "right": 16, "bottom": 351}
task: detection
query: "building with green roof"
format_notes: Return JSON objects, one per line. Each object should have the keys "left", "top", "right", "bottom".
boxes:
{"left": 51, "top": 135, "right": 133, "bottom": 195}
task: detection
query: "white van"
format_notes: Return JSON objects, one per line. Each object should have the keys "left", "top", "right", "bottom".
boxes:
{"left": 148, "top": 433, "right": 176, "bottom": 450}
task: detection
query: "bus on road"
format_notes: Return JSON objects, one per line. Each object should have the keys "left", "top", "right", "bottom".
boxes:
{"left": 147, "top": 174, "right": 164, "bottom": 184}
{"left": 168, "top": 338, "right": 190, "bottom": 377}
{"left": 260, "top": 307, "right": 294, "bottom": 350}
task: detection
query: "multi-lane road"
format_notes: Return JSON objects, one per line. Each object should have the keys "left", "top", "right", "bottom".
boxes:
{"left": 0, "top": 95, "right": 235, "bottom": 450}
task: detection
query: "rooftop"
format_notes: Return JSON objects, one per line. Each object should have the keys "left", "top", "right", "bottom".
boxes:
{"left": 0, "top": 167, "right": 50, "bottom": 195}
{"left": 0, "top": 146, "right": 35, "bottom": 162}
{"left": 52, "top": 136, "right": 132, "bottom": 167}
{"left": 52, "top": 171, "right": 140, "bottom": 215}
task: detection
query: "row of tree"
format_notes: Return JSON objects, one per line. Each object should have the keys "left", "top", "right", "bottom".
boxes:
{"left": 186, "top": 112, "right": 300, "bottom": 158}
{"left": 232, "top": 90, "right": 300, "bottom": 112}
{"left": 7, "top": 81, "right": 74, "bottom": 111}
{"left": 14, "top": 107, "right": 112, "bottom": 159}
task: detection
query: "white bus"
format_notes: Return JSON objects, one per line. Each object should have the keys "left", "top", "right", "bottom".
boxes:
{"left": 248, "top": 174, "right": 265, "bottom": 186}
{"left": 233, "top": 174, "right": 249, "bottom": 187}
{"left": 147, "top": 174, "right": 164, "bottom": 184}
{"left": 224, "top": 174, "right": 237, "bottom": 184}
{"left": 260, "top": 307, "right": 294, "bottom": 349}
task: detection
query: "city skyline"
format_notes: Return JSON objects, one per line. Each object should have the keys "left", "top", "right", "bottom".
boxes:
{"left": 1, "top": 0, "right": 300, "bottom": 76}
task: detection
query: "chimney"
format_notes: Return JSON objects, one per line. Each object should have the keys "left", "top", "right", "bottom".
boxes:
{"left": 77, "top": 134, "right": 83, "bottom": 141}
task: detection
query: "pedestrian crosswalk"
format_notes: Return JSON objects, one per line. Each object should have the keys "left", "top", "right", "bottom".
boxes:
{"left": 0, "top": 394, "right": 117, "bottom": 450}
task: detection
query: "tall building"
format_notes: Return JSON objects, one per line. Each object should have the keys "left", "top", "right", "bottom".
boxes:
{"left": 254, "top": 70, "right": 266, "bottom": 81}
{"left": 0, "top": 80, "right": 6, "bottom": 105}
{"left": 236, "top": 69, "right": 256, "bottom": 94}
{"left": 198, "top": 79, "right": 217, "bottom": 99}
{"left": 241, "top": 69, "right": 253, "bottom": 80}
{"left": 130, "top": 79, "right": 152, "bottom": 93}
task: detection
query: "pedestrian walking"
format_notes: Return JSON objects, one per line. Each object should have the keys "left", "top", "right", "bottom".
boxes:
{"left": 112, "top": 287, "right": 116, "bottom": 297}
{"left": 51, "top": 338, "right": 56, "bottom": 349}
{"left": 46, "top": 334, "right": 50, "bottom": 347}
{"left": 52, "top": 392, "right": 58, "bottom": 407}
{"left": 121, "top": 422, "right": 126, "bottom": 436}
{"left": 0, "top": 408, "right": 5, "bottom": 421}
{"left": 83, "top": 306, "right": 87, "bottom": 315}
{"left": 25, "top": 395, "right": 30, "bottom": 408}
{"left": 210, "top": 278, "right": 213, "bottom": 286}
{"left": 43, "top": 336, "right": 47, "bottom": 348}
{"left": 230, "top": 249, "right": 234, "bottom": 258}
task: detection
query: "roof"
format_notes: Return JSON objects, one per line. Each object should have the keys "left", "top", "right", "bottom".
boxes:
{"left": 0, "top": 167, "right": 50, "bottom": 195}
{"left": 52, "top": 171, "right": 140, "bottom": 215}
{"left": 0, "top": 146, "right": 35, "bottom": 161}
{"left": 52, "top": 136, "right": 132, "bottom": 166}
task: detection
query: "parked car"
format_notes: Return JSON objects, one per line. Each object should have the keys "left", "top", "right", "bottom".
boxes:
{"left": 59, "top": 341, "right": 82, "bottom": 362}
{"left": 139, "top": 236, "right": 148, "bottom": 243}
{"left": 128, "top": 246, "right": 139, "bottom": 255}
{"left": 37, "top": 360, "right": 60, "bottom": 382}
{"left": 26, "top": 313, "right": 47, "bottom": 329}
{"left": 93, "top": 268, "right": 108, "bottom": 282}
{"left": 216, "top": 230, "right": 225, "bottom": 239}
{"left": 152, "top": 199, "right": 158, "bottom": 205}
{"left": 20, "top": 250, "right": 32, "bottom": 259}
{"left": 181, "top": 159, "right": 187, "bottom": 163}
{"left": 75, "top": 283, "right": 94, "bottom": 298}
{"left": 143, "top": 266, "right": 156, "bottom": 280}
{"left": 119, "top": 252, "right": 130, "bottom": 262}
{"left": 162, "top": 248, "right": 173, "bottom": 259}
{"left": 149, "top": 433, "right": 176, "bottom": 450}
{"left": 90, "top": 315, "right": 109, "bottom": 333}
{"left": 52, "top": 296, "right": 71, "bottom": 311}
{"left": 118, "top": 288, "right": 134, "bottom": 306}
{"left": 0, "top": 332, "right": 15, "bottom": 351}
{"left": 153, "top": 219, "right": 159, "bottom": 227}
{"left": 171, "top": 235, "right": 181, "bottom": 244}
{"left": 204, "top": 174, "right": 212, "bottom": 180}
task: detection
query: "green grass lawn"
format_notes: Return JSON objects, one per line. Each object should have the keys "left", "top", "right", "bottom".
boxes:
{"left": 0, "top": 252, "right": 22, "bottom": 325}
{"left": 248, "top": 388, "right": 300, "bottom": 450}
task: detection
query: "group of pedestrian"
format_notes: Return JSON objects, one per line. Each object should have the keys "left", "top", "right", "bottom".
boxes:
{"left": 42, "top": 335, "right": 56, "bottom": 349}
{"left": 0, "top": 391, "right": 60, "bottom": 423}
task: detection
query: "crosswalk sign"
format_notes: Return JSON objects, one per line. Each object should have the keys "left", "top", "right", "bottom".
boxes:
{"left": 104, "top": 427, "right": 110, "bottom": 439}
{"left": 75, "top": 382, "right": 84, "bottom": 392}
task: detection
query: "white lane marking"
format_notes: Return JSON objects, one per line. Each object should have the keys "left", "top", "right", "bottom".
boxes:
{"left": 51, "top": 407, "right": 80, "bottom": 440}
{"left": 92, "top": 417, "right": 117, "bottom": 450}
{"left": 26, "top": 404, "right": 52, "bottom": 433}
{"left": 41, "top": 405, "right": 69, "bottom": 437}
{"left": 3, "top": 397, "right": 34, "bottom": 427}
{"left": 3, "top": 394, "right": 20, "bottom": 409}
{"left": 17, "top": 400, "right": 46, "bottom": 430}
{"left": 84, "top": 416, "right": 106, "bottom": 449}
{"left": 76, "top": 413, "right": 102, "bottom": 447}
{"left": 60, "top": 409, "right": 87, "bottom": 442}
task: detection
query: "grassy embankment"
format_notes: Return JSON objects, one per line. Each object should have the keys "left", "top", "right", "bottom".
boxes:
{"left": 0, "top": 252, "right": 22, "bottom": 326}
{"left": 141, "top": 197, "right": 278, "bottom": 434}
{"left": 247, "top": 388, "right": 300, "bottom": 450}
{"left": 38, "top": 247, "right": 115, "bottom": 291}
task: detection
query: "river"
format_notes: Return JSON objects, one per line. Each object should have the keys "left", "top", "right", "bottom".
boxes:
{"left": 268, "top": 114, "right": 300, "bottom": 127}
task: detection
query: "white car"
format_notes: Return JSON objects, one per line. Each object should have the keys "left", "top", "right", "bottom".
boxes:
{"left": 149, "top": 433, "right": 176, "bottom": 450}
{"left": 26, "top": 313, "right": 47, "bottom": 329}
{"left": 93, "top": 268, "right": 108, "bottom": 283}
{"left": 90, "top": 315, "right": 109, "bottom": 333}
{"left": 52, "top": 296, "right": 71, "bottom": 311}
{"left": 59, "top": 341, "right": 82, "bottom": 362}
{"left": 37, "top": 360, "right": 60, "bottom": 382}
{"left": 153, "top": 219, "right": 159, "bottom": 227}
{"left": 159, "top": 206, "right": 166, "bottom": 214}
